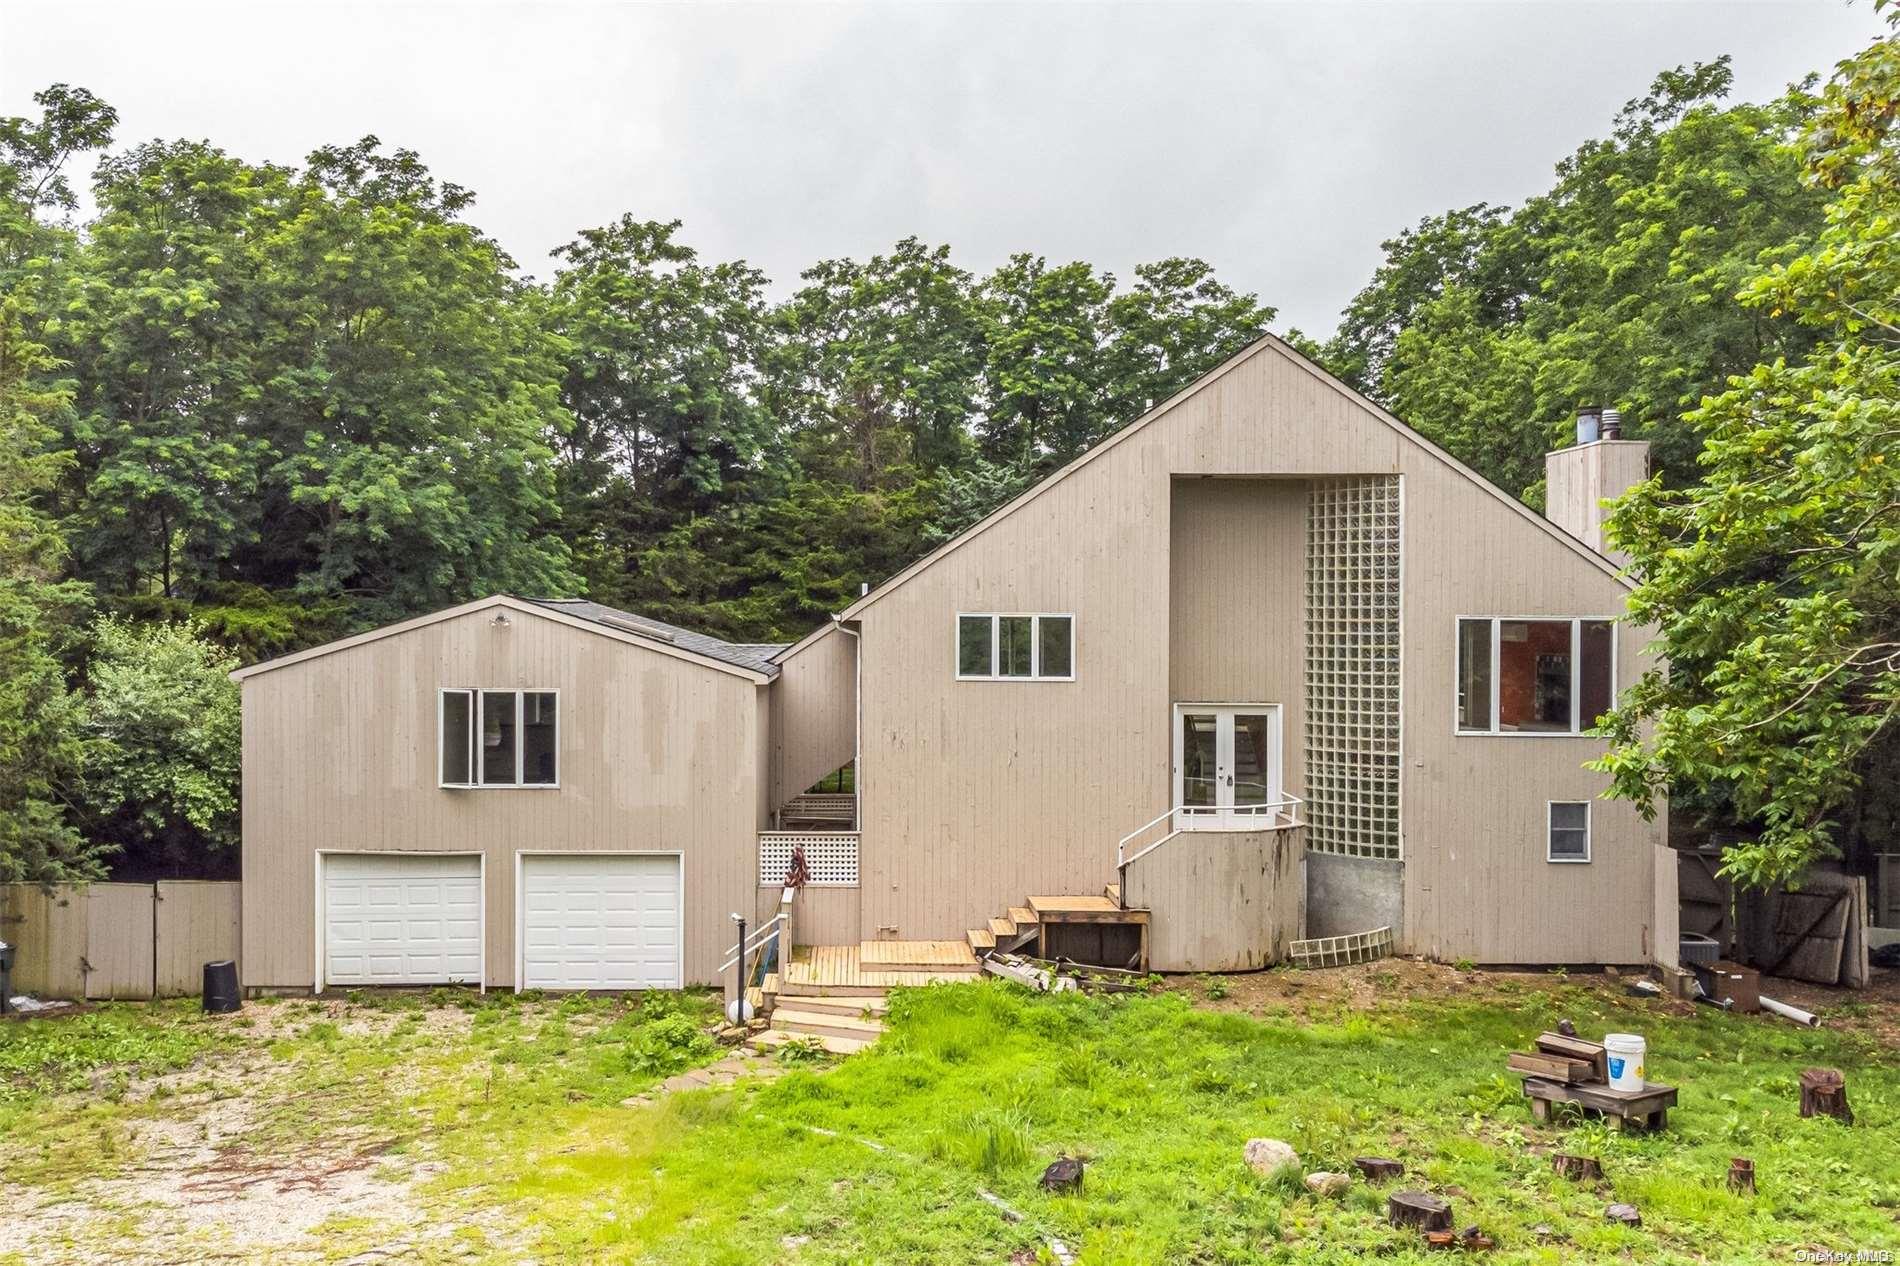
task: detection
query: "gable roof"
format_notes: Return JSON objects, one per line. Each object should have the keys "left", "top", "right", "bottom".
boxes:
{"left": 229, "top": 594, "right": 778, "bottom": 684}
{"left": 836, "top": 335, "right": 1629, "bottom": 621}
{"left": 527, "top": 599, "right": 787, "bottom": 675}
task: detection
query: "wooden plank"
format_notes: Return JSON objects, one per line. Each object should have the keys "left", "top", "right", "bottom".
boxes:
{"left": 1029, "top": 895, "right": 1119, "bottom": 915}
{"left": 1007, "top": 906, "right": 1039, "bottom": 927}
{"left": 1533, "top": 1032, "right": 1608, "bottom": 1082}
{"left": 989, "top": 917, "right": 1016, "bottom": 938}
{"left": 1508, "top": 1052, "right": 1594, "bottom": 1083}
{"left": 967, "top": 928, "right": 996, "bottom": 950}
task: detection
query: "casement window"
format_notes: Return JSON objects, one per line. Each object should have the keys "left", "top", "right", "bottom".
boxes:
{"left": 1455, "top": 617, "right": 1615, "bottom": 735}
{"left": 1548, "top": 801, "right": 1591, "bottom": 863}
{"left": 440, "top": 689, "right": 558, "bottom": 788}
{"left": 956, "top": 613, "right": 1074, "bottom": 680}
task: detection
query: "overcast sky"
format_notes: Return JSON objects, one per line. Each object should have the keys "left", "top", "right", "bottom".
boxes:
{"left": 3, "top": 1, "right": 1883, "bottom": 337}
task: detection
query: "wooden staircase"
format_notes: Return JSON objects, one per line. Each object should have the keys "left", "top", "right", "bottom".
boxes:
{"left": 749, "top": 940, "right": 983, "bottom": 1056}
{"left": 754, "top": 990, "right": 889, "bottom": 1055}
{"left": 966, "top": 885, "right": 1147, "bottom": 968}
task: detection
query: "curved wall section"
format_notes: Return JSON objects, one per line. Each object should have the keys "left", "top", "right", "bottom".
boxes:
{"left": 1124, "top": 826, "right": 1304, "bottom": 972}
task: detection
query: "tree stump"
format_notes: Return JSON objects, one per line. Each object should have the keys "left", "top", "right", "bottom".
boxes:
{"left": 1799, "top": 1068, "right": 1852, "bottom": 1124}
{"left": 1354, "top": 1156, "right": 1405, "bottom": 1183}
{"left": 1388, "top": 1190, "right": 1453, "bottom": 1232}
{"left": 1039, "top": 1156, "right": 1085, "bottom": 1194}
{"left": 1552, "top": 1153, "right": 1604, "bottom": 1182}
{"left": 1727, "top": 1157, "right": 1755, "bottom": 1196}
{"left": 1605, "top": 1203, "right": 1642, "bottom": 1227}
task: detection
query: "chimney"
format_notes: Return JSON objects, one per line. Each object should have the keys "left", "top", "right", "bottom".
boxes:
{"left": 1546, "top": 405, "right": 1649, "bottom": 568}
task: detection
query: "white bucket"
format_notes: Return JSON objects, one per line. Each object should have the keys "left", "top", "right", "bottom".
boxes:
{"left": 1604, "top": 1033, "right": 1646, "bottom": 1092}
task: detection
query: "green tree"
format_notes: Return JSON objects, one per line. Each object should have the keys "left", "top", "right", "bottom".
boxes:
{"left": 0, "top": 87, "right": 107, "bottom": 884}
{"left": 1102, "top": 257, "right": 1276, "bottom": 425}
{"left": 57, "top": 141, "right": 272, "bottom": 598}
{"left": 247, "top": 140, "right": 578, "bottom": 621}
{"left": 771, "top": 238, "right": 985, "bottom": 485}
{"left": 977, "top": 253, "right": 1115, "bottom": 469}
{"left": 1330, "top": 59, "right": 1828, "bottom": 495}
{"left": 81, "top": 618, "right": 241, "bottom": 872}
{"left": 547, "top": 218, "right": 776, "bottom": 606}
{"left": 1593, "top": 13, "right": 1900, "bottom": 886}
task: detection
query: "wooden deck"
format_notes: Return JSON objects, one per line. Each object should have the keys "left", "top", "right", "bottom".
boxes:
{"left": 781, "top": 943, "right": 981, "bottom": 996}
{"left": 860, "top": 939, "right": 978, "bottom": 972}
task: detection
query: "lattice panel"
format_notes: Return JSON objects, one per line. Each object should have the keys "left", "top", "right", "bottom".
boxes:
{"left": 1304, "top": 477, "right": 1402, "bottom": 859}
{"left": 759, "top": 833, "right": 860, "bottom": 886}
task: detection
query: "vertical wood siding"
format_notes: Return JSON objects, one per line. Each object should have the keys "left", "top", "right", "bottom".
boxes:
{"left": 769, "top": 623, "right": 857, "bottom": 809}
{"left": 1124, "top": 828, "right": 1303, "bottom": 971}
{"left": 1168, "top": 478, "right": 1306, "bottom": 802}
{"left": 1545, "top": 440, "right": 1650, "bottom": 566}
{"left": 240, "top": 607, "right": 763, "bottom": 989}
{"left": 855, "top": 340, "right": 1667, "bottom": 963}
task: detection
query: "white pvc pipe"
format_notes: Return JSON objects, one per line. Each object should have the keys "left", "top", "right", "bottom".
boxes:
{"left": 1759, "top": 995, "right": 1819, "bottom": 1027}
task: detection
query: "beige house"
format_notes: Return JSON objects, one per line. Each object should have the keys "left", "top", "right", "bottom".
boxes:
{"left": 235, "top": 337, "right": 1675, "bottom": 994}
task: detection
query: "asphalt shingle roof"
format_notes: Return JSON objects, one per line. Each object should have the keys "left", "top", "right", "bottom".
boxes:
{"left": 529, "top": 599, "right": 787, "bottom": 676}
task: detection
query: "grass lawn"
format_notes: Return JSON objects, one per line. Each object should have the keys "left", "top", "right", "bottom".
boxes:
{"left": 1, "top": 962, "right": 1893, "bottom": 1264}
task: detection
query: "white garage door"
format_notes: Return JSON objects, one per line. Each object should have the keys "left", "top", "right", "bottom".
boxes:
{"left": 520, "top": 854, "right": 682, "bottom": 990}
{"left": 324, "top": 853, "right": 482, "bottom": 987}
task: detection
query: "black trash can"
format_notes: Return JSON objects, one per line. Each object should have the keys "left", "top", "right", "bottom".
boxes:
{"left": 0, "top": 939, "right": 14, "bottom": 1016}
{"left": 202, "top": 960, "right": 241, "bottom": 1014}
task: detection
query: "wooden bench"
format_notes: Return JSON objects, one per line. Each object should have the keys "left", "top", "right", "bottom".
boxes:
{"left": 1522, "top": 1077, "right": 1677, "bottom": 1132}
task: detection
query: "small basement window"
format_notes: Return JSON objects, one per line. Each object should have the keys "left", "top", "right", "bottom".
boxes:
{"left": 956, "top": 614, "right": 1074, "bottom": 680}
{"left": 1456, "top": 617, "right": 1615, "bottom": 735}
{"left": 1548, "top": 801, "right": 1591, "bottom": 862}
{"left": 441, "top": 689, "right": 558, "bottom": 788}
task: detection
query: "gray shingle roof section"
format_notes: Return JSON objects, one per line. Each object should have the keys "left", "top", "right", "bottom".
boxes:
{"left": 528, "top": 599, "right": 786, "bottom": 676}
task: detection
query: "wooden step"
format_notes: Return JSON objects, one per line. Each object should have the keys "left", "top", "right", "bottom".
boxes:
{"left": 1028, "top": 894, "right": 1146, "bottom": 923}
{"left": 785, "top": 994, "right": 888, "bottom": 1019}
{"left": 762, "top": 972, "right": 780, "bottom": 996}
{"left": 750, "top": 1028, "right": 872, "bottom": 1056}
{"left": 773, "top": 1008, "right": 886, "bottom": 1043}
{"left": 989, "top": 916, "right": 1016, "bottom": 939}
{"left": 1103, "top": 884, "right": 1121, "bottom": 904}
{"left": 1008, "top": 906, "right": 1039, "bottom": 928}
{"left": 967, "top": 927, "right": 996, "bottom": 952}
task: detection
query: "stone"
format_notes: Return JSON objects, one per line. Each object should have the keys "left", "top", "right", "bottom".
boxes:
{"left": 1304, "top": 1171, "right": 1351, "bottom": 1197}
{"left": 1243, "top": 1138, "right": 1300, "bottom": 1178}
{"left": 1605, "top": 1203, "right": 1642, "bottom": 1226}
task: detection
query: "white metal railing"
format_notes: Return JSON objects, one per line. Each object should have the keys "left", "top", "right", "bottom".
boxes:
{"left": 720, "top": 912, "right": 786, "bottom": 974}
{"left": 759, "top": 831, "right": 859, "bottom": 886}
{"left": 1116, "top": 795, "right": 1305, "bottom": 874}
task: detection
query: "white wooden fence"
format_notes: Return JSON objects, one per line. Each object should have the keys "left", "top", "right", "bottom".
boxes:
{"left": 0, "top": 882, "right": 240, "bottom": 1001}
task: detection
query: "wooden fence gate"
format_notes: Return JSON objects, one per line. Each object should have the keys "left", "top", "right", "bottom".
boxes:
{"left": 0, "top": 882, "right": 240, "bottom": 1001}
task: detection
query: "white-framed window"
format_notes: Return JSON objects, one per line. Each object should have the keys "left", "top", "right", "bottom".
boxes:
{"left": 1455, "top": 617, "right": 1616, "bottom": 735}
{"left": 440, "top": 689, "right": 559, "bottom": 788}
{"left": 1548, "top": 801, "right": 1591, "bottom": 863}
{"left": 955, "top": 613, "right": 1074, "bottom": 680}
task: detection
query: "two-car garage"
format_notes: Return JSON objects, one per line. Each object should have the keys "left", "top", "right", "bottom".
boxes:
{"left": 319, "top": 852, "right": 683, "bottom": 991}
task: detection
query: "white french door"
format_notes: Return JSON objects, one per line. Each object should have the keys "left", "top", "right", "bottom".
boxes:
{"left": 1173, "top": 704, "right": 1283, "bottom": 829}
